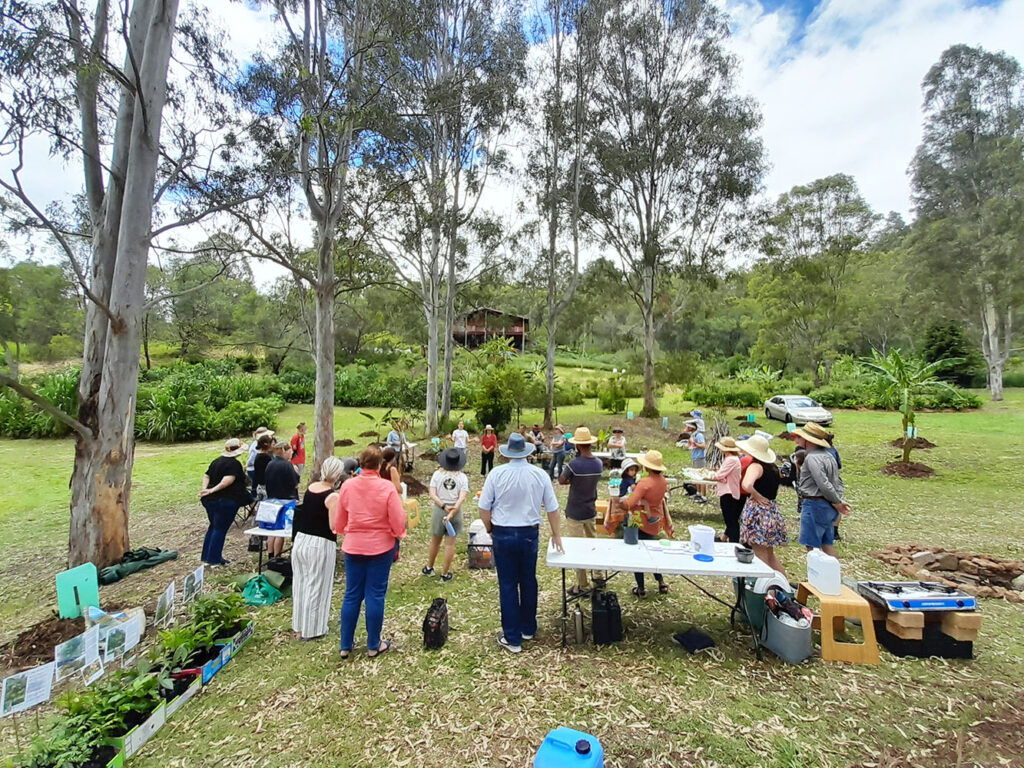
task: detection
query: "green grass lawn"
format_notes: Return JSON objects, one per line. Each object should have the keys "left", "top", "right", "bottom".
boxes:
{"left": 2, "top": 393, "right": 1024, "bottom": 766}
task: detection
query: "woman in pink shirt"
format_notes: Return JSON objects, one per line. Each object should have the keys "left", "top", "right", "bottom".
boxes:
{"left": 329, "top": 446, "right": 407, "bottom": 659}
{"left": 714, "top": 437, "right": 743, "bottom": 543}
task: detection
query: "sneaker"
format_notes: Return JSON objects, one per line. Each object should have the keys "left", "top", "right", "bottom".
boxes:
{"left": 209, "top": 560, "right": 230, "bottom": 568}
{"left": 421, "top": 567, "right": 435, "bottom": 576}
{"left": 497, "top": 635, "right": 522, "bottom": 654}
{"left": 694, "top": 495, "right": 708, "bottom": 504}
{"left": 440, "top": 573, "right": 454, "bottom": 583}
{"left": 521, "top": 633, "right": 535, "bottom": 641}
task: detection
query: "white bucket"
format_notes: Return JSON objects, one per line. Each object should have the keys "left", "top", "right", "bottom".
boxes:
{"left": 688, "top": 524, "right": 716, "bottom": 556}
{"left": 807, "top": 549, "right": 842, "bottom": 595}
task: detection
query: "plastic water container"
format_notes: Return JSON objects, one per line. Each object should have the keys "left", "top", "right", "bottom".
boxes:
{"left": 806, "top": 549, "right": 842, "bottom": 595}
{"left": 534, "top": 728, "right": 604, "bottom": 768}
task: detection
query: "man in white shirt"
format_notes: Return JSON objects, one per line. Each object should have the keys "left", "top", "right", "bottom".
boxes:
{"left": 479, "top": 433, "right": 564, "bottom": 653}
{"left": 451, "top": 420, "right": 470, "bottom": 462}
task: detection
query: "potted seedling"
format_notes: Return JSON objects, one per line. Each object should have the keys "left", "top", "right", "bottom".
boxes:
{"left": 18, "top": 720, "right": 123, "bottom": 768}
{"left": 623, "top": 510, "right": 642, "bottom": 546}
{"left": 152, "top": 626, "right": 212, "bottom": 714}
{"left": 61, "top": 664, "right": 168, "bottom": 760}
{"left": 192, "top": 593, "right": 253, "bottom": 659}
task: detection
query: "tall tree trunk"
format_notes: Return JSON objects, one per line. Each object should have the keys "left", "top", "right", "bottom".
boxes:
{"left": 311, "top": 229, "right": 336, "bottom": 479}
{"left": 979, "top": 292, "right": 1008, "bottom": 402}
{"left": 69, "top": 0, "right": 180, "bottom": 568}
{"left": 425, "top": 302, "right": 439, "bottom": 433}
{"left": 640, "top": 262, "right": 658, "bottom": 418}
{"left": 544, "top": 319, "right": 557, "bottom": 429}
{"left": 441, "top": 279, "right": 455, "bottom": 421}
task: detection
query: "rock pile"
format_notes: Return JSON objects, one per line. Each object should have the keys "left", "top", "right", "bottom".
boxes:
{"left": 875, "top": 544, "right": 1024, "bottom": 603}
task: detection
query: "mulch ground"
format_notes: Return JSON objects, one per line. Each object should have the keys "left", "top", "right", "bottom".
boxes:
{"left": 777, "top": 431, "right": 795, "bottom": 440}
{"left": 734, "top": 417, "right": 764, "bottom": 428}
{"left": 848, "top": 696, "right": 1024, "bottom": 767}
{"left": 334, "top": 438, "right": 355, "bottom": 447}
{"left": 402, "top": 475, "right": 429, "bottom": 496}
{"left": 0, "top": 614, "right": 84, "bottom": 672}
{"left": 881, "top": 461, "right": 936, "bottom": 479}
{"left": 889, "top": 436, "right": 938, "bottom": 449}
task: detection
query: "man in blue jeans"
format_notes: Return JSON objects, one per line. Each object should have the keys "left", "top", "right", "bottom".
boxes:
{"left": 793, "top": 426, "right": 850, "bottom": 556}
{"left": 478, "top": 433, "right": 564, "bottom": 653}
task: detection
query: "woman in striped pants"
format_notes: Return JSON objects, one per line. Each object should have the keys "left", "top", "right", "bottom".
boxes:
{"left": 291, "top": 456, "right": 356, "bottom": 640}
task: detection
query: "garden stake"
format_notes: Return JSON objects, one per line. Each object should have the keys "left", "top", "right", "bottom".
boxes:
{"left": 11, "top": 711, "right": 22, "bottom": 754}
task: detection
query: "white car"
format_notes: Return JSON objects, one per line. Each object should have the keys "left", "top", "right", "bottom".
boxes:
{"left": 763, "top": 395, "right": 833, "bottom": 426}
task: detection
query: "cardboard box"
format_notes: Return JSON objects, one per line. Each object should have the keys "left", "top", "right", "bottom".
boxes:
{"left": 104, "top": 702, "right": 166, "bottom": 758}
{"left": 165, "top": 676, "right": 201, "bottom": 719}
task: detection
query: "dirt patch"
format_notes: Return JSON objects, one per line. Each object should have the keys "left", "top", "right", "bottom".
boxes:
{"left": 881, "top": 461, "right": 935, "bottom": 478}
{"left": 334, "top": 438, "right": 355, "bottom": 447}
{"left": 889, "top": 436, "right": 937, "bottom": 449}
{"left": 1, "top": 613, "right": 84, "bottom": 673}
{"left": 777, "top": 431, "right": 795, "bottom": 440}
{"left": 401, "top": 475, "right": 429, "bottom": 497}
{"left": 848, "top": 696, "right": 1024, "bottom": 768}
{"left": 358, "top": 430, "right": 378, "bottom": 438}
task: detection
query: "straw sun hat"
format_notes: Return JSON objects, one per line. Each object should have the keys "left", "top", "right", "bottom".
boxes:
{"left": 221, "top": 438, "right": 247, "bottom": 458}
{"left": 637, "top": 450, "right": 667, "bottom": 473}
{"left": 567, "top": 426, "right": 598, "bottom": 445}
{"left": 735, "top": 435, "right": 776, "bottom": 464}
{"left": 793, "top": 425, "right": 829, "bottom": 448}
{"left": 715, "top": 436, "right": 740, "bottom": 453}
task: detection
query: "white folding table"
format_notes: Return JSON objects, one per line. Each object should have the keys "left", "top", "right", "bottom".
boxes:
{"left": 243, "top": 527, "right": 292, "bottom": 573}
{"left": 546, "top": 537, "right": 776, "bottom": 656}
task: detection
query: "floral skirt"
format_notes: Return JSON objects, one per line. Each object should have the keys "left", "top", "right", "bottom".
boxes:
{"left": 740, "top": 496, "right": 788, "bottom": 548}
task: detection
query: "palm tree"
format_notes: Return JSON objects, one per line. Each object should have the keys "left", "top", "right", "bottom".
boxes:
{"left": 860, "top": 348, "right": 965, "bottom": 464}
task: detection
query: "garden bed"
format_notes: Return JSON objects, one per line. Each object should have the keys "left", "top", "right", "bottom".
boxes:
{"left": 881, "top": 461, "right": 935, "bottom": 478}
{"left": 876, "top": 544, "right": 1024, "bottom": 602}
{"left": 889, "top": 436, "right": 938, "bottom": 449}
{"left": 1, "top": 613, "right": 83, "bottom": 673}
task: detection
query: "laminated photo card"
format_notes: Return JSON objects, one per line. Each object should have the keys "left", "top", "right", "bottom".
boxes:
{"left": 182, "top": 565, "right": 204, "bottom": 604}
{"left": 1, "top": 662, "right": 55, "bottom": 716}
{"left": 54, "top": 625, "right": 100, "bottom": 683}
{"left": 155, "top": 581, "right": 175, "bottom": 629}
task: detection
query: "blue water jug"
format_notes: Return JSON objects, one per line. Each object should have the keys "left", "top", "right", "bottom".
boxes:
{"left": 534, "top": 728, "right": 604, "bottom": 768}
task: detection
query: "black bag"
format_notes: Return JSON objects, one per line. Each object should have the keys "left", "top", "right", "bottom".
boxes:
{"left": 423, "top": 597, "right": 449, "bottom": 649}
{"left": 265, "top": 557, "right": 293, "bottom": 588}
{"left": 591, "top": 591, "right": 623, "bottom": 645}
{"left": 779, "top": 459, "right": 796, "bottom": 487}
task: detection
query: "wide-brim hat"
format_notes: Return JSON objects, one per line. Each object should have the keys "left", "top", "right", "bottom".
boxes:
{"left": 690, "top": 409, "right": 703, "bottom": 418}
{"left": 439, "top": 448, "right": 467, "bottom": 471}
{"left": 568, "top": 426, "right": 598, "bottom": 445}
{"left": 499, "top": 433, "right": 535, "bottom": 458}
{"left": 222, "top": 438, "right": 247, "bottom": 458}
{"left": 620, "top": 458, "right": 640, "bottom": 473}
{"left": 484, "top": 424, "right": 494, "bottom": 431}
{"left": 252, "top": 426, "right": 274, "bottom": 438}
{"left": 802, "top": 422, "right": 832, "bottom": 440}
{"left": 637, "top": 450, "right": 667, "bottom": 473}
{"left": 715, "top": 436, "right": 740, "bottom": 453}
{"left": 736, "top": 435, "right": 776, "bottom": 463}
{"left": 793, "top": 427, "right": 829, "bottom": 448}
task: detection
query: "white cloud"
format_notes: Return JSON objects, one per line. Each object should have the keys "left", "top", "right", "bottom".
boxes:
{"left": 722, "top": 0, "right": 1024, "bottom": 216}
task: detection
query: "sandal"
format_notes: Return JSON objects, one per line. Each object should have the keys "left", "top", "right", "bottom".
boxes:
{"left": 658, "top": 583, "right": 670, "bottom": 594}
{"left": 632, "top": 586, "right": 646, "bottom": 598}
{"left": 566, "top": 586, "right": 587, "bottom": 597}
{"left": 367, "top": 640, "right": 391, "bottom": 659}
{"left": 339, "top": 650, "right": 351, "bottom": 660}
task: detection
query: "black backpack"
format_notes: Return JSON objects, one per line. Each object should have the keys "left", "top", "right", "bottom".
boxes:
{"left": 423, "top": 597, "right": 449, "bottom": 649}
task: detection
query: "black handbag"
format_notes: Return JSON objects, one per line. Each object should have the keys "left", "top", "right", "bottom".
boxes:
{"left": 423, "top": 597, "right": 449, "bottom": 649}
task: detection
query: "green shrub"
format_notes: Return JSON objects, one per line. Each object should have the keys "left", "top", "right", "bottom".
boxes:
{"left": 598, "top": 378, "right": 628, "bottom": 413}
{"left": 278, "top": 367, "right": 316, "bottom": 402}
{"left": 687, "top": 385, "right": 764, "bottom": 408}
{"left": 806, "top": 385, "right": 864, "bottom": 409}
{"left": 439, "top": 415, "right": 477, "bottom": 435}
{"left": 212, "top": 397, "right": 283, "bottom": 437}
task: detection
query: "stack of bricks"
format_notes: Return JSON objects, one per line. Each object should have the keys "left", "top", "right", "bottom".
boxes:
{"left": 875, "top": 544, "right": 1024, "bottom": 603}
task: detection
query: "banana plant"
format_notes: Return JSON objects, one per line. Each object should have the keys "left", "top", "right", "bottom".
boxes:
{"left": 860, "top": 348, "right": 964, "bottom": 463}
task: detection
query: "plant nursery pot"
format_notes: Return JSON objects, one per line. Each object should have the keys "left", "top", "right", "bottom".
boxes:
{"left": 104, "top": 702, "right": 166, "bottom": 759}
{"left": 164, "top": 675, "right": 201, "bottom": 719}
{"left": 623, "top": 526, "right": 639, "bottom": 545}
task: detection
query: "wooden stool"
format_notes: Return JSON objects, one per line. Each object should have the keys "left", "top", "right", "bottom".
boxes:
{"left": 796, "top": 582, "right": 880, "bottom": 665}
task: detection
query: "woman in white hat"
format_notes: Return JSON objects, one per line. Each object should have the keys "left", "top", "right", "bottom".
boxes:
{"left": 735, "top": 435, "right": 788, "bottom": 578}
{"left": 198, "top": 438, "right": 252, "bottom": 566}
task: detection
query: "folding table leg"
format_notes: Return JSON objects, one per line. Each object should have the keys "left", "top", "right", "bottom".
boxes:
{"left": 735, "top": 578, "right": 762, "bottom": 660}
{"left": 561, "top": 568, "right": 568, "bottom": 647}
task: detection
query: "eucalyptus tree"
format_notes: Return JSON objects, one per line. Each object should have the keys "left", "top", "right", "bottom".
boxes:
{"left": 0, "top": 0, "right": 238, "bottom": 567}
{"left": 750, "top": 174, "right": 878, "bottom": 385}
{"left": 587, "top": 0, "right": 764, "bottom": 416}
{"left": 372, "top": 0, "right": 526, "bottom": 431}
{"left": 524, "top": 0, "right": 606, "bottom": 429}
{"left": 235, "top": 0, "right": 404, "bottom": 473}
{"left": 911, "top": 45, "right": 1024, "bottom": 402}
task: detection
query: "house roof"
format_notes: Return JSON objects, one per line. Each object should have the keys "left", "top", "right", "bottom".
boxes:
{"left": 459, "top": 306, "right": 529, "bottom": 323}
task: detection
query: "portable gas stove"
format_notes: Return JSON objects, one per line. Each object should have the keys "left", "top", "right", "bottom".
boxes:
{"left": 858, "top": 581, "right": 977, "bottom": 612}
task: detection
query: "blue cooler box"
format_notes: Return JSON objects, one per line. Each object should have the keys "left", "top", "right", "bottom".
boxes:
{"left": 535, "top": 728, "right": 604, "bottom": 767}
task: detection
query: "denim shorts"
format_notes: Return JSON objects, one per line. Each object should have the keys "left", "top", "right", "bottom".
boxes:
{"left": 799, "top": 498, "right": 838, "bottom": 548}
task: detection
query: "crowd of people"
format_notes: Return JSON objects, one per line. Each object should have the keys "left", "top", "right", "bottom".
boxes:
{"left": 195, "top": 411, "right": 849, "bottom": 657}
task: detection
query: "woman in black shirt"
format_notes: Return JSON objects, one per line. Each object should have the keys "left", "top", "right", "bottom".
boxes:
{"left": 252, "top": 434, "right": 275, "bottom": 498}
{"left": 735, "top": 435, "right": 788, "bottom": 579}
{"left": 291, "top": 457, "right": 357, "bottom": 640}
{"left": 263, "top": 441, "right": 299, "bottom": 557}
{"left": 198, "top": 438, "right": 252, "bottom": 566}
